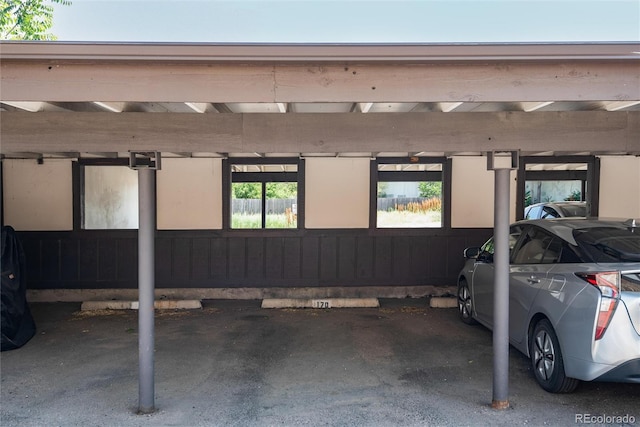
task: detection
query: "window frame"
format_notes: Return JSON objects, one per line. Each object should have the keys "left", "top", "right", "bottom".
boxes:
{"left": 370, "top": 157, "right": 451, "bottom": 230}
{"left": 517, "top": 156, "right": 600, "bottom": 220}
{"left": 223, "top": 157, "right": 304, "bottom": 231}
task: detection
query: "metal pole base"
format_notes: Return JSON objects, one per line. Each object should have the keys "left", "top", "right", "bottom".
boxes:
{"left": 491, "top": 399, "right": 510, "bottom": 410}
{"left": 137, "top": 406, "right": 156, "bottom": 415}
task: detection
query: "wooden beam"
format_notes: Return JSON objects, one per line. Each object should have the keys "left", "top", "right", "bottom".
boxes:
{"left": 2, "top": 61, "right": 638, "bottom": 103}
{"left": 3, "top": 152, "right": 43, "bottom": 159}
{"left": 81, "top": 152, "right": 119, "bottom": 158}
{"left": 1, "top": 111, "right": 638, "bottom": 155}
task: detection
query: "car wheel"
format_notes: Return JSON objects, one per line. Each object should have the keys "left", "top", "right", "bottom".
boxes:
{"left": 457, "top": 279, "right": 477, "bottom": 325}
{"left": 529, "top": 319, "right": 579, "bottom": 393}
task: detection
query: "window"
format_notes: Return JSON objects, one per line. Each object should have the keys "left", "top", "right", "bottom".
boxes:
{"left": 526, "top": 177, "right": 584, "bottom": 206}
{"left": 524, "top": 204, "right": 542, "bottom": 219}
{"left": 574, "top": 227, "right": 640, "bottom": 263}
{"left": 509, "top": 225, "right": 526, "bottom": 252}
{"left": 375, "top": 159, "right": 444, "bottom": 228}
{"left": 513, "top": 227, "right": 557, "bottom": 264}
{"left": 477, "top": 224, "right": 525, "bottom": 263}
{"left": 81, "top": 164, "right": 139, "bottom": 230}
{"left": 228, "top": 159, "right": 300, "bottom": 229}
{"left": 518, "top": 156, "right": 599, "bottom": 219}
{"left": 541, "top": 206, "right": 561, "bottom": 218}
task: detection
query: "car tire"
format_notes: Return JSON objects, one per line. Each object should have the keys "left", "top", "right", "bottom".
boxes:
{"left": 529, "top": 319, "right": 579, "bottom": 393}
{"left": 457, "top": 279, "right": 477, "bottom": 325}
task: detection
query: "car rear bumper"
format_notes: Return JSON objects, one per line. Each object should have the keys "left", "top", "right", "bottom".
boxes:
{"left": 593, "top": 358, "right": 640, "bottom": 383}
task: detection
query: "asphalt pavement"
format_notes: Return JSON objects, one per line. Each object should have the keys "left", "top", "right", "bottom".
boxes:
{"left": 1, "top": 299, "right": 638, "bottom": 426}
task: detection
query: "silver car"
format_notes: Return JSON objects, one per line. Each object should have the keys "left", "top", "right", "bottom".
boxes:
{"left": 457, "top": 218, "right": 640, "bottom": 393}
{"left": 524, "top": 201, "right": 587, "bottom": 219}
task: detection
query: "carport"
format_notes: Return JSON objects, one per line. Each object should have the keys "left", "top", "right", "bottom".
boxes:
{"left": 1, "top": 41, "right": 639, "bottom": 412}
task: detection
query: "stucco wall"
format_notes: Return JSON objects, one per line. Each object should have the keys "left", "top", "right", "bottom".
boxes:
{"left": 305, "top": 157, "right": 370, "bottom": 228}
{"left": 3, "top": 156, "right": 637, "bottom": 232}
{"left": 598, "top": 156, "right": 640, "bottom": 218}
{"left": 451, "top": 156, "right": 516, "bottom": 228}
{"left": 157, "top": 158, "right": 222, "bottom": 230}
{"left": 3, "top": 159, "right": 73, "bottom": 231}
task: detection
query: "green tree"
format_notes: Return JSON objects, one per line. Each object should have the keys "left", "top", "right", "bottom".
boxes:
{"left": 377, "top": 182, "right": 389, "bottom": 198}
{"left": 232, "top": 183, "right": 261, "bottom": 199}
{"left": 564, "top": 190, "right": 581, "bottom": 201}
{"left": 266, "top": 182, "right": 297, "bottom": 199}
{"left": 232, "top": 182, "right": 297, "bottom": 199}
{"left": 524, "top": 190, "right": 533, "bottom": 207}
{"left": 1, "top": 0, "right": 70, "bottom": 40}
{"left": 418, "top": 181, "right": 442, "bottom": 199}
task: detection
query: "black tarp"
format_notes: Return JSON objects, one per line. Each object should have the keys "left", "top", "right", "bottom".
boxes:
{"left": 1, "top": 226, "right": 36, "bottom": 351}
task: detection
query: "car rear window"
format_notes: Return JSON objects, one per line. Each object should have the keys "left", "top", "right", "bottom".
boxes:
{"left": 574, "top": 227, "right": 640, "bottom": 262}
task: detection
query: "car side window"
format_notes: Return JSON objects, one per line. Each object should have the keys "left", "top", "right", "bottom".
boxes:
{"left": 541, "top": 237, "right": 562, "bottom": 263}
{"left": 541, "top": 206, "right": 560, "bottom": 219}
{"left": 512, "top": 227, "right": 554, "bottom": 264}
{"left": 482, "top": 239, "right": 495, "bottom": 255}
{"left": 509, "top": 225, "right": 525, "bottom": 252}
{"left": 526, "top": 205, "right": 542, "bottom": 219}
{"left": 557, "top": 241, "right": 582, "bottom": 263}
{"left": 478, "top": 225, "right": 525, "bottom": 263}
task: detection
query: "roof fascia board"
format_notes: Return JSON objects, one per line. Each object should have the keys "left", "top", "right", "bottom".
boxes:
{"left": 1, "top": 42, "right": 639, "bottom": 62}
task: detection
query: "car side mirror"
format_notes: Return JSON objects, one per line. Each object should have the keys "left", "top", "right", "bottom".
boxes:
{"left": 463, "top": 247, "right": 481, "bottom": 259}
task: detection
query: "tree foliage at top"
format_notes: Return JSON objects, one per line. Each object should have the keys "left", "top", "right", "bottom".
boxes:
{"left": 232, "top": 182, "right": 297, "bottom": 199}
{"left": 418, "top": 181, "right": 442, "bottom": 199}
{"left": 233, "top": 183, "right": 261, "bottom": 199}
{"left": 1, "top": 0, "right": 70, "bottom": 40}
{"left": 266, "top": 182, "right": 297, "bottom": 199}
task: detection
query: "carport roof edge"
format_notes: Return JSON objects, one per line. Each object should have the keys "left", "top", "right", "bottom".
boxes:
{"left": 1, "top": 41, "right": 639, "bottom": 62}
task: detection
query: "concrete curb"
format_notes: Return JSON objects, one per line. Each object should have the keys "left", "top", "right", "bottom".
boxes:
{"left": 429, "top": 296, "right": 457, "bottom": 308}
{"left": 80, "top": 300, "right": 202, "bottom": 311}
{"left": 262, "top": 298, "right": 379, "bottom": 309}
{"left": 28, "top": 285, "right": 456, "bottom": 302}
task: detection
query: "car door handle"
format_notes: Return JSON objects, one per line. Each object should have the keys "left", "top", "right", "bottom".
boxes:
{"left": 527, "top": 276, "right": 540, "bottom": 284}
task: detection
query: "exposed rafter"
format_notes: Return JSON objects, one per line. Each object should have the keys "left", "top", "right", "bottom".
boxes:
{"left": 184, "top": 102, "right": 211, "bottom": 113}
{"left": 212, "top": 103, "right": 233, "bottom": 113}
{"left": 520, "top": 102, "right": 555, "bottom": 112}
{"left": 440, "top": 102, "right": 463, "bottom": 112}
{"left": 1, "top": 101, "right": 45, "bottom": 112}
{"left": 358, "top": 103, "right": 374, "bottom": 113}
{"left": 605, "top": 101, "right": 640, "bottom": 111}
{"left": 93, "top": 101, "right": 126, "bottom": 113}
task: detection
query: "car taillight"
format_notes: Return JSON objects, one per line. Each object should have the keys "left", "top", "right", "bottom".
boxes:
{"left": 576, "top": 272, "right": 620, "bottom": 340}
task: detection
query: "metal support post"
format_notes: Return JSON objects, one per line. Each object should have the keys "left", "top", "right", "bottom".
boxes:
{"left": 492, "top": 167, "right": 510, "bottom": 409}
{"left": 486, "top": 150, "right": 517, "bottom": 410}
{"left": 138, "top": 167, "right": 156, "bottom": 414}
{"left": 131, "top": 152, "right": 160, "bottom": 415}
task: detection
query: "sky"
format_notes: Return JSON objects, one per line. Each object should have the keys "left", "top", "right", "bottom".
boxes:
{"left": 51, "top": 0, "right": 640, "bottom": 43}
